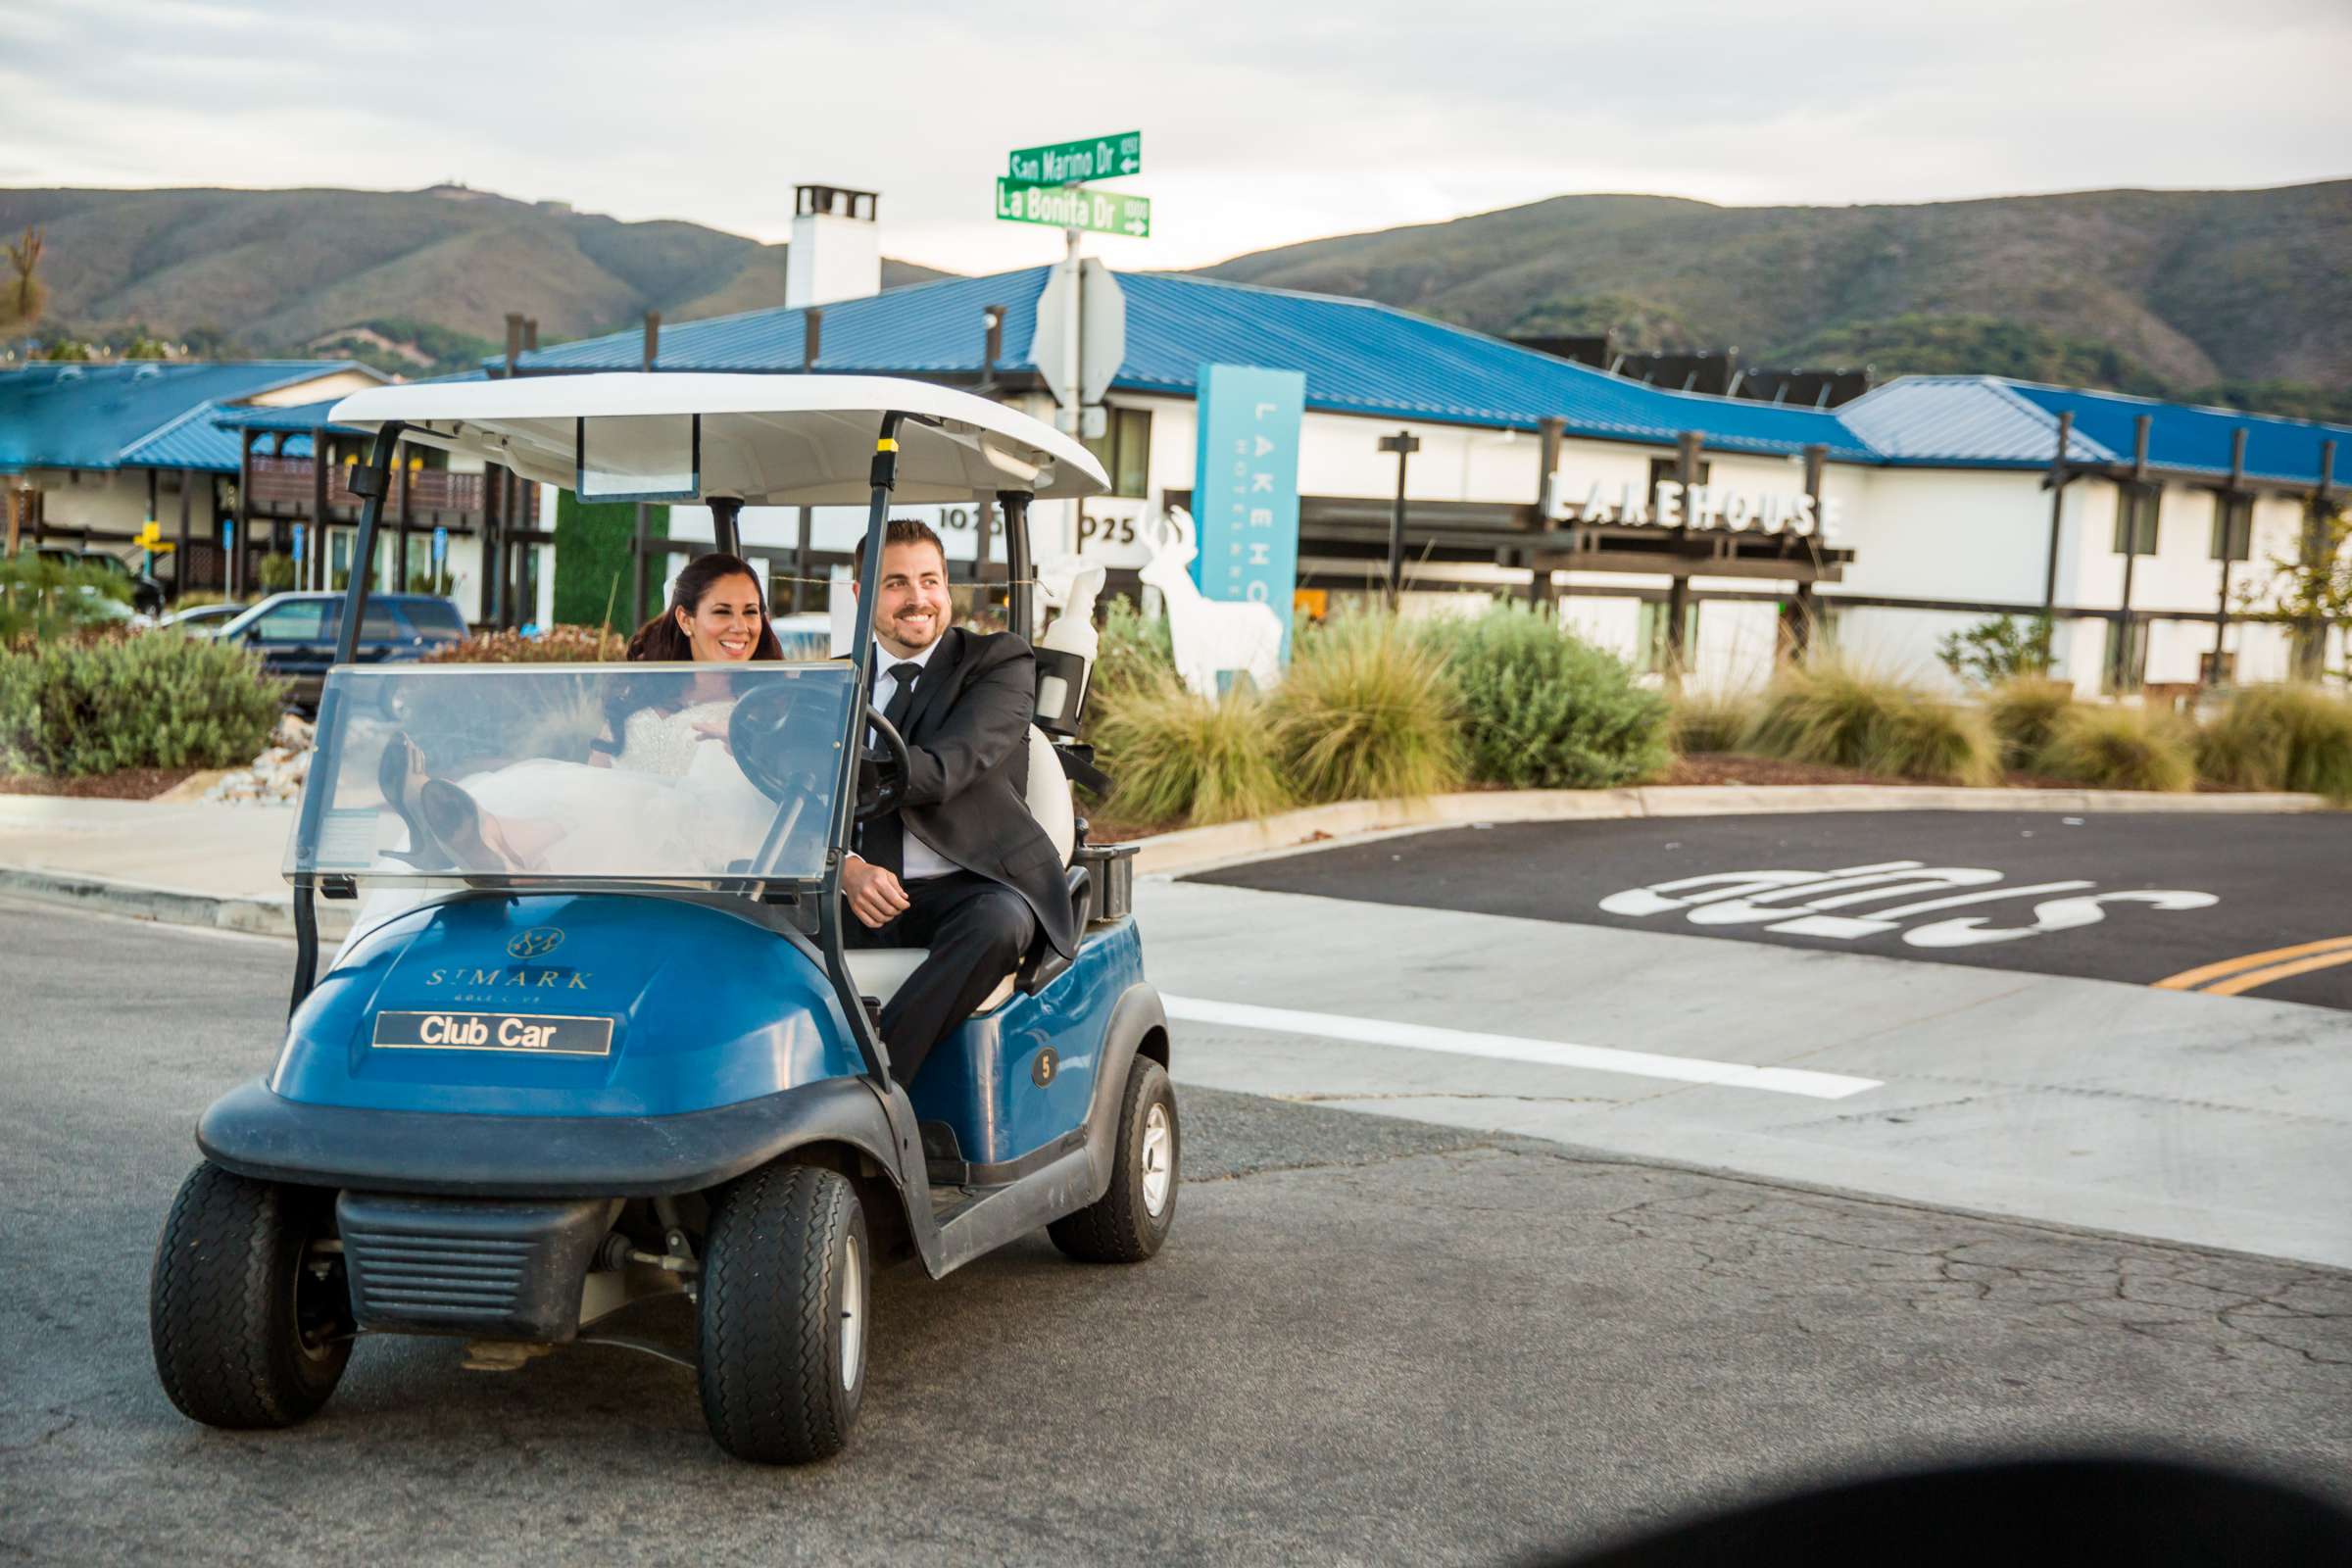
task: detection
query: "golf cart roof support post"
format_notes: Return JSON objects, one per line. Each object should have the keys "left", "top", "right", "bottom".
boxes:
{"left": 998, "top": 491, "right": 1034, "bottom": 640}
{"left": 819, "top": 409, "right": 908, "bottom": 1088}
{"left": 710, "top": 496, "right": 742, "bottom": 560}
{"left": 335, "top": 424, "right": 405, "bottom": 666}
{"left": 288, "top": 419, "right": 405, "bottom": 1012}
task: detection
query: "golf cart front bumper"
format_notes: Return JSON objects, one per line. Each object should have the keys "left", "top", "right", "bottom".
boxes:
{"left": 196, "top": 1074, "right": 898, "bottom": 1200}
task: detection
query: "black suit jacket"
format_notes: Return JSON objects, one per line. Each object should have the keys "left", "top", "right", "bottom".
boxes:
{"left": 872, "top": 626, "right": 1074, "bottom": 958}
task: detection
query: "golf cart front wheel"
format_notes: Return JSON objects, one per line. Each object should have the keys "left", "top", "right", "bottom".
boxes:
{"left": 698, "top": 1162, "right": 870, "bottom": 1464}
{"left": 1050, "top": 1057, "right": 1179, "bottom": 1263}
{"left": 149, "top": 1162, "right": 352, "bottom": 1429}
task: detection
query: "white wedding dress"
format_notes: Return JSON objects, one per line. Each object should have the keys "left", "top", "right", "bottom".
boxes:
{"left": 329, "top": 701, "right": 789, "bottom": 969}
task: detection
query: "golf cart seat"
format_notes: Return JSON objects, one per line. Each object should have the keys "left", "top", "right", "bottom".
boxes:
{"left": 841, "top": 725, "right": 1077, "bottom": 1015}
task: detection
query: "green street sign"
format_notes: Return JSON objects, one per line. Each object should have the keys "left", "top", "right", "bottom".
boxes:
{"left": 994, "top": 178, "right": 1152, "bottom": 238}
{"left": 1006, "top": 131, "right": 1141, "bottom": 186}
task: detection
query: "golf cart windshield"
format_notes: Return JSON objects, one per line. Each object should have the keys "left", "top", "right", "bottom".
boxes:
{"left": 287, "top": 662, "right": 857, "bottom": 886}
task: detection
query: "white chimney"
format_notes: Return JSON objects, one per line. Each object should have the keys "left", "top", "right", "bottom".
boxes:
{"left": 785, "top": 184, "right": 881, "bottom": 310}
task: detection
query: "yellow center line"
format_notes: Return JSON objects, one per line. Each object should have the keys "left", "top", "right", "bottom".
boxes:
{"left": 2198, "top": 947, "right": 2352, "bottom": 998}
{"left": 2152, "top": 934, "right": 2352, "bottom": 992}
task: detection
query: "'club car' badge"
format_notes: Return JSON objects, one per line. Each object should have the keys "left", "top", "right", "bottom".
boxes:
{"left": 373, "top": 1010, "right": 613, "bottom": 1056}
{"left": 506, "top": 926, "right": 565, "bottom": 959}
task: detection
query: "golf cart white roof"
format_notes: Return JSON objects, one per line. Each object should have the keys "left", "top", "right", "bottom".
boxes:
{"left": 329, "top": 372, "right": 1109, "bottom": 505}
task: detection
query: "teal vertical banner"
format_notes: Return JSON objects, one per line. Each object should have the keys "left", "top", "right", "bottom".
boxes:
{"left": 1192, "top": 362, "right": 1306, "bottom": 658}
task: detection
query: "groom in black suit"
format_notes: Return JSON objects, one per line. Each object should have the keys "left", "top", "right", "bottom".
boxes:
{"left": 841, "top": 518, "right": 1075, "bottom": 1084}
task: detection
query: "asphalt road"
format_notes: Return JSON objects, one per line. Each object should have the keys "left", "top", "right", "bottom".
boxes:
{"left": 1196, "top": 811, "right": 2352, "bottom": 1009}
{"left": 4, "top": 903, "right": 2350, "bottom": 1565}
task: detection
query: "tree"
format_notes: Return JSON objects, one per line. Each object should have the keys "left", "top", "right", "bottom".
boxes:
{"left": 2236, "top": 501, "right": 2351, "bottom": 682}
{"left": 0, "top": 226, "right": 45, "bottom": 332}
{"left": 1936, "top": 613, "right": 2053, "bottom": 686}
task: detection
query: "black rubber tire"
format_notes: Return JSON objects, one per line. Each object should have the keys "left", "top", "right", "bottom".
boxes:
{"left": 149, "top": 1162, "right": 351, "bottom": 1429}
{"left": 1050, "top": 1057, "right": 1180, "bottom": 1263}
{"left": 697, "top": 1162, "right": 870, "bottom": 1464}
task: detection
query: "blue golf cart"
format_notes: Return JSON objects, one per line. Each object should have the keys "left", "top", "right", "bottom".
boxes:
{"left": 149, "top": 375, "right": 1175, "bottom": 1463}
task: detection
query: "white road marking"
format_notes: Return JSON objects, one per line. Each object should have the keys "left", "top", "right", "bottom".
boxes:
{"left": 1161, "top": 996, "right": 1882, "bottom": 1101}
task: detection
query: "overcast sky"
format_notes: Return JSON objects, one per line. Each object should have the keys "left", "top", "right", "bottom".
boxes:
{"left": 3, "top": 0, "right": 2347, "bottom": 273}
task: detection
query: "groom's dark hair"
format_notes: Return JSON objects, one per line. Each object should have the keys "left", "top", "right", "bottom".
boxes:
{"left": 852, "top": 517, "right": 948, "bottom": 577}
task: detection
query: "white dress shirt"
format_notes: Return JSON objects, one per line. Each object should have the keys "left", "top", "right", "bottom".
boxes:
{"left": 861, "top": 636, "right": 956, "bottom": 881}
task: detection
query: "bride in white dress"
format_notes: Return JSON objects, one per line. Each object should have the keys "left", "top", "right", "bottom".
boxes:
{"left": 336, "top": 556, "right": 793, "bottom": 961}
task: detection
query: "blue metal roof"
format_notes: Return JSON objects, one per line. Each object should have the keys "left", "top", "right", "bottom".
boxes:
{"left": 500, "top": 275, "right": 2352, "bottom": 481}
{"left": 503, "top": 268, "right": 1872, "bottom": 460}
{"left": 515, "top": 270, "right": 1053, "bottom": 378}
{"left": 0, "top": 361, "right": 368, "bottom": 474}
{"left": 213, "top": 397, "right": 362, "bottom": 437}
{"left": 1842, "top": 375, "right": 2352, "bottom": 487}
{"left": 2008, "top": 382, "right": 2351, "bottom": 487}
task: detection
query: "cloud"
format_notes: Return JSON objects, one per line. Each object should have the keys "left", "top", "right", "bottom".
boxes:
{"left": 1, "top": 0, "right": 2344, "bottom": 272}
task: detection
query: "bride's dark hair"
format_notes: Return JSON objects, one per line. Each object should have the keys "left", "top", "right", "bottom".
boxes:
{"left": 625, "top": 552, "right": 785, "bottom": 662}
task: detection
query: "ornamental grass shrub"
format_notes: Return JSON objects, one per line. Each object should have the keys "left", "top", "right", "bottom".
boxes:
{"left": 1984, "top": 676, "right": 2079, "bottom": 770}
{"left": 1422, "top": 607, "right": 1670, "bottom": 788}
{"left": 1269, "top": 612, "right": 1462, "bottom": 804}
{"left": 1089, "top": 668, "right": 1290, "bottom": 826}
{"left": 2196, "top": 683, "right": 2352, "bottom": 804}
{"left": 1747, "top": 660, "right": 1998, "bottom": 785}
{"left": 2032, "top": 704, "right": 2195, "bottom": 793}
{"left": 0, "top": 632, "right": 284, "bottom": 776}
{"left": 1669, "top": 686, "right": 1760, "bottom": 755}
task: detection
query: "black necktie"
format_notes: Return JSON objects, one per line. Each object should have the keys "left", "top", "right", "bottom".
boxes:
{"left": 881, "top": 660, "right": 922, "bottom": 731}
{"left": 858, "top": 660, "right": 923, "bottom": 879}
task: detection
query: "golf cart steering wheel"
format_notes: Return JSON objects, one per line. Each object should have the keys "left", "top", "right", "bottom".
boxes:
{"left": 727, "top": 683, "right": 811, "bottom": 804}
{"left": 857, "top": 705, "right": 911, "bottom": 821}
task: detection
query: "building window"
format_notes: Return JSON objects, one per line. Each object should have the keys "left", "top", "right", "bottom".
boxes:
{"left": 2209, "top": 494, "right": 2253, "bottom": 563}
{"left": 2113, "top": 485, "right": 2160, "bottom": 556}
{"left": 1083, "top": 407, "right": 1152, "bottom": 499}
{"left": 1635, "top": 599, "right": 1700, "bottom": 673}
{"left": 2101, "top": 616, "right": 2148, "bottom": 692}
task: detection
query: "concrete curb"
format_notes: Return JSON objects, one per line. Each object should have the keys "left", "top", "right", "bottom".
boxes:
{"left": 2, "top": 783, "right": 2329, "bottom": 938}
{"left": 0, "top": 865, "right": 350, "bottom": 941}
{"left": 1130, "top": 783, "right": 2333, "bottom": 876}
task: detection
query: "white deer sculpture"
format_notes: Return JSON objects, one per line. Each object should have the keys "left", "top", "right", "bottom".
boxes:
{"left": 1138, "top": 508, "right": 1285, "bottom": 700}
{"left": 1033, "top": 555, "right": 1108, "bottom": 728}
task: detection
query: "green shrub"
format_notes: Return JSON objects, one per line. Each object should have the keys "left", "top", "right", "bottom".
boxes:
{"left": 1748, "top": 661, "right": 1998, "bottom": 784}
{"left": 1269, "top": 612, "right": 1462, "bottom": 804}
{"left": 2033, "top": 705, "right": 2195, "bottom": 792}
{"left": 0, "top": 633, "right": 284, "bottom": 776}
{"left": 2197, "top": 684, "right": 2352, "bottom": 803}
{"left": 1984, "top": 676, "right": 2078, "bottom": 770}
{"left": 1090, "top": 669, "right": 1291, "bottom": 825}
{"left": 1092, "top": 596, "right": 1174, "bottom": 708}
{"left": 255, "top": 553, "right": 297, "bottom": 593}
{"left": 1423, "top": 607, "right": 1670, "bottom": 788}
{"left": 1670, "top": 686, "right": 1759, "bottom": 755}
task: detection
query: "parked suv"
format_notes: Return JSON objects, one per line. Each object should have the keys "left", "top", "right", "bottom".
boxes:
{"left": 29, "top": 546, "right": 167, "bottom": 616}
{"left": 212, "top": 591, "right": 469, "bottom": 713}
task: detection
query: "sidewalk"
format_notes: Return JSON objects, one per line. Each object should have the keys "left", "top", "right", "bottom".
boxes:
{"left": 0, "top": 783, "right": 2332, "bottom": 939}
{"left": 0, "top": 796, "right": 326, "bottom": 936}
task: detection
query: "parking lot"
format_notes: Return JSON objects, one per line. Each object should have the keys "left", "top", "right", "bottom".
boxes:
{"left": 4, "top": 897, "right": 2350, "bottom": 1565}
{"left": 1197, "top": 810, "right": 2352, "bottom": 1008}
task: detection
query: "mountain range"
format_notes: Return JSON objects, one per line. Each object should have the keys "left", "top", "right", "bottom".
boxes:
{"left": 0, "top": 183, "right": 946, "bottom": 374}
{"left": 1200, "top": 181, "right": 2352, "bottom": 418}
{"left": 4, "top": 179, "right": 2346, "bottom": 418}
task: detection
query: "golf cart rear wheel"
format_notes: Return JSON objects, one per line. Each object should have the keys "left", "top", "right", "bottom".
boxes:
{"left": 698, "top": 1162, "right": 870, "bottom": 1464}
{"left": 149, "top": 1162, "right": 351, "bottom": 1429}
{"left": 1050, "top": 1057, "right": 1179, "bottom": 1264}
